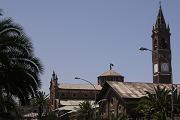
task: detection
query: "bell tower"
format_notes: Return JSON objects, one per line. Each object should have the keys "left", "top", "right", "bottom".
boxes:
{"left": 49, "top": 71, "right": 58, "bottom": 110}
{"left": 152, "top": 5, "right": 172, "bottom": 84}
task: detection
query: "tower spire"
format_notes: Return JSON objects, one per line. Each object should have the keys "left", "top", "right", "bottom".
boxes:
{"left": 52, "top": 70, "right": 56, "bottom": 79}
{"left": 52, "top": 70, "right": 58, "bottom": 80}
{"left": 155, "top": 3, "right": 166, "bottom": 29}
{"left": 159, "top": 1, "right": 161, "bottom": 8}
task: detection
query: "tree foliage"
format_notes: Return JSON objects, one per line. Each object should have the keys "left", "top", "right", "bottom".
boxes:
{"left": 137, "top": 85, "right": 180, "bottom": 120}
{"left": 32, "top": 91, "right": 49, "bottom": 120}
{"left": 76, "top": 101, "right": 95, "bottom": 120}
{"left": 0, "top": 93, "right": 22, "bottom": 120}
{"left": 43, "top": 111, "right": 58, "bottom": 120}
{"left": 110, "top": 113, "right": 128, "bottom": 120}
{"left": 0, "top": 9, "right": 43, "bottom": 118}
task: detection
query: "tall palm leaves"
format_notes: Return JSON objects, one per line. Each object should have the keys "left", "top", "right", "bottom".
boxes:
{"left": 172, "top": 87, "right": 180, "bottom": 115}
{"left": 32, "top": 91, "right": 49, "bottom": 120}
{"left": 110, "top": 113, "right": 128, "bottom": 120}
{"left": 0, "top": 9, "right": 2, "bottom": 16}
{"left": 76, "top": 101, "right": 94, "bottom": 120}
{"left": 0, "top": 93, "right": 22, "bottom": 119}
{"left": 0, "top": 10, "right": 43, "bottom": 117}
{"left": 137, "top": 86, "right": 180, "bottom": 120}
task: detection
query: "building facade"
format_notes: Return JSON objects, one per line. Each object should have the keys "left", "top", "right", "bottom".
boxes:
{"left": 49, "top": 66, "right": 123, "bottom": 113}
{"left": 97, "top": 81, "right": 180, "bottom": 119}
{"left": 49, "top": 71, "right": 101, "bottom": 111}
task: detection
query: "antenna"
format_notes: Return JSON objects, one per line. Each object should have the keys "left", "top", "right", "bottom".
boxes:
{"left": 110, "top": 63, "right": 114, "bottom": 70}
{"left": 159, "top": 1, "right": 162, "bottom": 8}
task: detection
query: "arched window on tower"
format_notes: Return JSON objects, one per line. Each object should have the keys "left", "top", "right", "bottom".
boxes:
{"left": 154, "top": 39, "right": 158, "bottom": 50}
{"left": 161, "top": 38, "right": 168, "bottom": 49}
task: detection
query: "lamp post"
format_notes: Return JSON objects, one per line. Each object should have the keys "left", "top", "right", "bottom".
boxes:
{"left": 139, "top": 47, "right": 174, "bottom": 120}
{"left": 96, "top": 99, "right": 108, "bottom": 105}
{"left": 96, "top": 99, "right": 108, "bottom": 120}
{"left": 75, "top": 77, "right": 97, "bottom": 120}
{"left": 59, "top": 110, "right": 76, "bottom": 119}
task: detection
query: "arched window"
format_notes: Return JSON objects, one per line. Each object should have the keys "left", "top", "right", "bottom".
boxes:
{"left": 73, "top": 93, "right": 76, "bottom": 97}
{"left": 161, "top": 38, "right": 168, "bottom": 49}
{"left": 110, "top": 98, "right": 114, "bottom": 105}
{"left": 61, "top": 93, "right": 65, "bottom": 97}
{"left": 84, "top": 94, "right": 88, "bottom": 97}
{"left": 154, "top": 39, "right": 158, "bottom": 50}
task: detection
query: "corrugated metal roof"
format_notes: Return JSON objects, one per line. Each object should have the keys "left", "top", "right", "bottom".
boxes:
{"left": 107, "top": 81, "right": 180, "bottom": 98}
{"left": 24, "top": 112, "right": 38, "bottom": 118}
{"left": 55, "top": 100, "right": 95, "bottom": 111}
{"left": 99, "top": 70, "right": 121, "bottom": 77}
{"left": 57, "top": 106, "right": 78, "bottom": 111}
{"left": 58, "top": 83, "right": 102, "bottom": 90}
{"left": 60, "top": 100, "right": 94, "bottom": 106}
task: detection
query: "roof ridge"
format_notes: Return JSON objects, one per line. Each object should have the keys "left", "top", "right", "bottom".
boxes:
{"left": 99, "top": 69, "right": 121, "bottom": 77}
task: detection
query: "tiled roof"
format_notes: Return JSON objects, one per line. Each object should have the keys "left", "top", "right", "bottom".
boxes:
{"left": 58, "top": 83, "right": 102, "bottom": 90}
{"left": 107, "top": 81, "right": 180, "bottom": 98}
{"left": 99, "top": 70, "right": 121, "bottom": 77}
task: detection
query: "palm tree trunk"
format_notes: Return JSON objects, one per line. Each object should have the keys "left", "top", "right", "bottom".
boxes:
{"left": 38, "top": 105, "right": 43, "bottom": 120}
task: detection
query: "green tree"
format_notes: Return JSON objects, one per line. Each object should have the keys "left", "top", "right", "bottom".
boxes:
{"left": 137, "top": 86, "right": 171, "bottom": 120}
{"left": 44, "top": 111, "right": 58, "bottom": 120}
{"left": 32, "top": 91, "right": 49, "bottom": 120}
{"left": 0, "top": 9, "right": 2, "bottom": 16}
{"left": 110, "top": 113, "right": 128, "bottom": 120}
{"left": 172, "top": 87, "right": 180, "bottom": 115}
{"left": 0, "top": 93, "right": 22, "bottom": 120}
{"left": 0, "top": 10, "right": 43, "bottom": 118}
{"left": 76, "top": 101, "right": 94, "bottom": 120}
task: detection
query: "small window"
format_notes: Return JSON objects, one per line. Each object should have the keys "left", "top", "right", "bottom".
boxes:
{"left": 73, "top": 93, "right": 76, "bottom": 97}
{"left": 161, "top": 38, "right": 168, "bottom": 49}
{"left": 61, "top": 93, "right": 65, "bottom": 97}
{"left": 118, "top": 105, "right": 122, "bottom": 110}
{"left": 154, "top": 39, "right": 158, "bottom": 50}
{"left": 111, "top": 98, "right": 113, "bottom": 104}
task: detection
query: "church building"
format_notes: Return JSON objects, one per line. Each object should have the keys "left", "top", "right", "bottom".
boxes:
{"left": 49, "top": 64, "right": 124, "bottom": 118}
{"left": 97, "top": 5, "right": 180, "bottom": 120}
{"left": 49, "top": 5, "right": 180, "bottom": 120}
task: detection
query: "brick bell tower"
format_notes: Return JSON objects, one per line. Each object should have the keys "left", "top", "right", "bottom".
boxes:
{"left": 152, "top": 5, "right": 172, "bottom": 84}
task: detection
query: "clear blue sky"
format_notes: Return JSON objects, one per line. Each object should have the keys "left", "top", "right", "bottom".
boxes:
{"left": 1, "top": 0, "right": 180, "bottom": 93}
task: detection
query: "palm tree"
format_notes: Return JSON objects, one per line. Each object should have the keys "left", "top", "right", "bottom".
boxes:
{"left": 32, "top": 91, "right": 49, "bottom": 120}
{"left": 137, "top": 86, "right": 171, "bottom": 120}
{"left": 76, "top": 101, "right": 94, "bottom": 120}
{"left": 110, "top": 113, "right": 128, "bottom": 120}
{"left": 172, "top": 86, "right": 180, "bottom": 116}
{"left": 0, "top": 93, "right": 22, "bottom": 120}
{"left": 44, "top": 111, "right": 58, "bottom": 120}
{"left": 0, "top": 10, "right": 43, "bottom": 117}
{"left": 0, "top": 9, "right": 2, "bottom": 16}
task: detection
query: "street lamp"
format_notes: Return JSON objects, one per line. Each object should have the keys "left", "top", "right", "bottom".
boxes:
{"left": 96, "top": 99, "right": 108, "bottom": 119}
{"left": 139, "top": 47, "right": 174, "bottom": 120}
{"left": 139, "top": 47, "right": 152, "bottom": 52}
{"left": 74, "top": 77, "right": 97, "bottom": 120}
{"left": 96, "top": 99, "right": 108, "bottom": 105}
{"left": 75, "top": 77, "right": 97, "bottom": 91}
{"left": 59, "top": 110, "right": 76, "bottom": 119}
